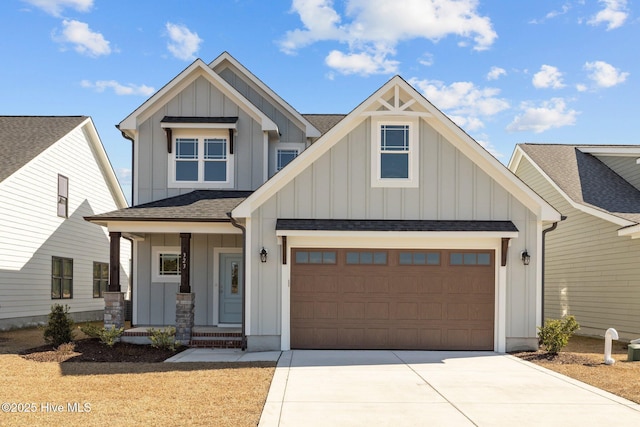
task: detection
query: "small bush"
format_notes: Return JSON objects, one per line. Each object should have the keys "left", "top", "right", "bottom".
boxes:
{"left": 148, "top": 327, "right": 180, "bottom": 351}
{"left": 56, "top": 342, "right": 76, "bottom": 354}
{"left": 99, "top": 326, "right": 124, "bottom": 348}
{"left": 43, "top": 304, "right": 75, "bottom": 347}
{"left": 538, "top": 315, "right": 580, "bottom": 354}
{"left": 79, "top": 323, "right": 102, "bottom": 339}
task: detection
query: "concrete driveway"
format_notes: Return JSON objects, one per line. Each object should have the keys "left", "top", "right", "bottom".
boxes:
{"left": 259, "top": 350, "right": 640, "bottom": 426}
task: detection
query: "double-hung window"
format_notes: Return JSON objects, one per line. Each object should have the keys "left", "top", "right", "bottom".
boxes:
{"left": 371, "top": 117, "right": 419, "bottom": 187}
{"left": 93, "top": 262, "right": 109, "bottom": 298}
{"left": 52, "top": 256, "right": 73, "bottom": 299}
{"left": 171, "top": 131, "right": 233, "bottom": 188}
{"left": 57, "top": 174, "right": 68, "bottom": 217}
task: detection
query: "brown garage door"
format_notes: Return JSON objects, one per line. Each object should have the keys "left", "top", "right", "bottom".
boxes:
{"left": 291, "top": 248, "right": 494, "bottom": 350}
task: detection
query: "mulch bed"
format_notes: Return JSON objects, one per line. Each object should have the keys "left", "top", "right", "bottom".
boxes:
{"left": 20, "top": 338, "right": 185, "bottom": 363}
{"left": 511, "top": 350, "right": 605, "bottom": 367}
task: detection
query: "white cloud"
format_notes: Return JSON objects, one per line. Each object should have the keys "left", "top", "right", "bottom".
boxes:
{"left": 117, "top": 168, "right": 132, "bottom": 184}
{"left": 325, "top": 49, "right": 399, "bottom": 75}
{"left": 165, "top": 23, "right": 202, "bottom": 61}
{"left": 584, "top": 60, "right": 629, "bottom": 88}
{"left": 529, "top": 4, "right": 571, "bottom": 24}
{"left": 576, "top": 83, "right": 588, "bottom": 92}
{"left": 81, "top": 80, "right": 155, "bottom": 96}
{"left": 532, "top": 65, "right": 565, "bottom": 89}
{"left": 588, "top": 0, "right": 628, "bottom": 30}
{"left": 23, "top": 0, "right": 92, "bottom": 17}
{"left": 281, "top": 0, "right": 497, "bottom": 76}
{"left": 507, "top": 98, "right": 578, "bottom": 133}
{"left": 487, "top": 66, "right": 506, "bottom": 81}
{"left": 418, "top": 53, "right": 434, "bottom": 67}
{"left": 55, "top": 19, "right": 111, "bottom": 57}
{"left": 410, "top": 78, "right": 509, "bottom": 131}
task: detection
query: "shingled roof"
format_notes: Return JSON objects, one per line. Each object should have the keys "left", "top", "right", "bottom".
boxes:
{"left": 302, "top": 114, "right": 346, "bottom": 136}
{"left": 85, "top": 190, "right": 253, "bottom": 223}
{"left": 0, "top": 116, "right": 88, "bottom": 182}
{"left": 519, "top": 144, "right": 640, "bottom": 224}
{"left": 276, "top": 219, "right": 518, "bottom": 232}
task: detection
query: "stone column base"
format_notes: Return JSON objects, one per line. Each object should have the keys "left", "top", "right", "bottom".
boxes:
{"left": 176, "top": 293, "right": 195, "bottom": 343}
{"left": 104, "top": 292, "right": 125, "bottom": 330}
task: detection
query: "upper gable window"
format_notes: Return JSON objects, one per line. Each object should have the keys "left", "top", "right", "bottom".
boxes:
{"left": 169, "top": 130, "right": 234, "bottom": 189}
{"left": 277, "top": 149, "right": 298, "bottom": 171}
{"left": 371, "top": 117, "right": 419, "bottom": 188}
{"left": 57, "top": 174, "right": 68, "bottom": 218}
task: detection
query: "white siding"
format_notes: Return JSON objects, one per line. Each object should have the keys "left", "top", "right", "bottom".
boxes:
{"left": 516, "top": 156, "right": 640, "bottom": 340}
{"left": 0, "top": 124, "right": 130, "bottom": 327}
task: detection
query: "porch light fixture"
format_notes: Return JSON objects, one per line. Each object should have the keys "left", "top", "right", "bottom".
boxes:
{"left": 521, "top": 250, "right": 530, "bottom": 266}
{"left": 260, "top": 247, "right": 268, "bottom": 263}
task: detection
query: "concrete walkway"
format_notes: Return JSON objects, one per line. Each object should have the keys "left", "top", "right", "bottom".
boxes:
{"left": 164, "top": 348, "right": 281, "bottom": 363}
{"left": 259, "top": 350, "right": 640, "bottom": 426}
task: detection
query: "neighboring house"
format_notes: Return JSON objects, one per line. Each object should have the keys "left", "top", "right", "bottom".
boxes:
{"left": 0, "top": 116, "right": 130, "bottom": 329}
{"left": 86, "top": 52, "right": 560, "bottom": 352}
{"left": 510, "top": 144, "right": 640, "bottom": 341}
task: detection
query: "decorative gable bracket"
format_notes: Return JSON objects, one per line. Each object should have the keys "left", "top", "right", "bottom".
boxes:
{"left": 160, "top": 116, "right": 238, "bottom": 154}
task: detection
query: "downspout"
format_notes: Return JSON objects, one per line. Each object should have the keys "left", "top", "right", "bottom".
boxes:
{"left": 118, "top": 127, "right": 136, "bottom": 326}
{"left": 541, "top": 215, "right": 567, "bottom": 323}
{"left": 227, "top": 212, "right": 247, "bottom": 351}
{"left": 117, "top": 127, "right": 135, "bottom": 205}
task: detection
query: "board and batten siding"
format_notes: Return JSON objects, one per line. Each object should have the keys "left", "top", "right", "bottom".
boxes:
{"left": 248, "top": 118, "right": 540, "bottom": 347}
{"left": 135, "top": 233, "right": 241, "bottom": 326}
{"left": 516, "top": 156, "right": 640, "bottom": 340}
{"left": 136, "top": 76, "right": 266, "bottom": 205}
{"left": 0, "top": 124, "right": 130, "bottom": 328}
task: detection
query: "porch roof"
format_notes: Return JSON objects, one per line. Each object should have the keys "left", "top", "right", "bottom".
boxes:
{"left": 85, "top": 190, "right": 253, "bottom": 223}
{"left": 276, "top": 219, "right": 518, "bottom": 232}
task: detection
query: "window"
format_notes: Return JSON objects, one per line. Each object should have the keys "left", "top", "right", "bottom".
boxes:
{"left": 399, "top": 251, "right": 440, "bottom": 265}
{"left": 57, "top": 174, "right": 68, "bottom": 217}
{"left": 450, "top": 252, "right": 492, "bottom": 266}
{"left": 52, "top": 257, "right": 73, "bottom": 299}
{"left": 295, "top": 251, "right": 336, "bottom": 264}
{"left": 371, "top": 118, "right": 419, "bottom": 188}
{"left": 170, "top": 131, "right": 233, "bottom": 188}
{"left": 93, "top": 262, "right": 109, "bottom": 298}
{"left": 152, "top": 247, "right": 181, "bottom": 282}
{"left": 277, "top": 149, "right": 298, "bottom": 171}
{"left": 346, "top": 251, "right": 388, "bottom": 265}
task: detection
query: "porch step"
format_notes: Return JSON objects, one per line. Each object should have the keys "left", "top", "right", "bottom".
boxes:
{"left": 189, "top": 330, "right": 243, "bottom": 348}
{"left": 188, "top": 339, "right": 242, "bottom": 349}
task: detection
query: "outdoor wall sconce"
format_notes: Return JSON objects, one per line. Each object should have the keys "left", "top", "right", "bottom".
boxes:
{"left": 521, "top": 250, "right": 531, "bottom": 266}
{"left": 260, "top": 247, "right": 268, "bottom": 263}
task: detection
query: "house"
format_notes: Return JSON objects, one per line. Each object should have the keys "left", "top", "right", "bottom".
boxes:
{"left": 86, "top": 52, "right": 560, "bottom": 352}
{"left": 510, "top": 144, "right": 640, "bottom": 341}
{"left": 0, "top": 116, "right": 130, "bottom": 329}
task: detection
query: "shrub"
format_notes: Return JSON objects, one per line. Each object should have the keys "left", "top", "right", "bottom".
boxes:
{"left": 43, "top": 304, "right": 75, "bottom": 347}
{"left": 148, "top": 327, "right": 180, "bottom": 351}
{"left": 99, "top": 326, "right": 124, "bottom": 348}
{"left": 538, "top": 315, "right": 580, "bottom": 354}
{"left": 79, "top": 323, "right": 102, "bottom": 339}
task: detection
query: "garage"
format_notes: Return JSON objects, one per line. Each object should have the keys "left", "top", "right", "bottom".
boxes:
{"left": 290, "top": 248, "right": 495, "bottom": 350}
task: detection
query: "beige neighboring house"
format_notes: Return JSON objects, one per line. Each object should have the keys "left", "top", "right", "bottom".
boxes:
{"left": 0, "top": 116, "right": 130, "bottom": 329}
{"left": 87, "top": 52, "right": 560, "bottom": 352}
{"left": 509, "top": 144, "right": 640, "bottom": 340}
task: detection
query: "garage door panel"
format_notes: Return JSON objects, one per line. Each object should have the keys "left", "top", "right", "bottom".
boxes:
{"left": 291, "top": 248, "right": 494, "bottom": 350}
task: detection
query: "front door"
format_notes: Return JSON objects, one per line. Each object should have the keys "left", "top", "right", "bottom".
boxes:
{"left": 219, "top": 253, "right": 243, "bottom": 324}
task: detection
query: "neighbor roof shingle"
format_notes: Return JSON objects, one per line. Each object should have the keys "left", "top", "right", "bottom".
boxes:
{"left": 0, "top": 116, "right": 87, "bottom": 182}
{"left": 302, "top": 114, "right": 346, "bottom": 136}
{"left": 519, "top": 143, "right": 640, "bottom": 224}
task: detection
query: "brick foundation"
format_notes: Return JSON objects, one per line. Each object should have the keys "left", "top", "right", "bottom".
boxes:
{"left": 104, "top": 292, "right": 125, "bottom": 330}
{"left": 175, "top": 293, "right": 195, "bottom": 343}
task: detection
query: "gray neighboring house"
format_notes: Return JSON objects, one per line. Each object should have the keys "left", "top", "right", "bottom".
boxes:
{"left": 87, "top": 52, "right": 560, "bottom": 352}
{"left": 510, "top": 144, "right": 640, "bottom": 341}
{"left": 0, "top": 116, "right": 130, "bottom": 329}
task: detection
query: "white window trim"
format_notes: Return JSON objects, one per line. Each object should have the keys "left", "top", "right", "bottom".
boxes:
{"left": 370, "top": 116, "right": 419, "bottom": 188}
{"left": 151, "top": 246, "right": 181, "bottom": 283}
{"left": 275, "top": 144, "right": 301, "bottom": 171}
{"left": 168, "top": 129, "right": 235, "bottom": 189}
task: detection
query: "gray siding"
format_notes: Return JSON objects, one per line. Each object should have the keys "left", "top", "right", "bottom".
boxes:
{"left": 135, "top": 233, "right": 241, "bottom": 326}
{"left": 516, "top": 156, "right": 640, "bottom": 340}
{"left": 250, "top": 118, "right": 540, "bottom": 344}
{"left": 136, "top": 76, "right": 265, "bottom": 204}
{"left": 596, "top": 155, "right": 640, "bottom": 191}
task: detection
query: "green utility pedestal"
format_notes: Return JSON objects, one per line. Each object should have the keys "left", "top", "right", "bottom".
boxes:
{"left": 627, "top": 343, "right": 640, "bottom": 361}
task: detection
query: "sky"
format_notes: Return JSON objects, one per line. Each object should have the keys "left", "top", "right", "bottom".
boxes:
{"left": 1, "top": 0, "right": 637, "bottom": 203}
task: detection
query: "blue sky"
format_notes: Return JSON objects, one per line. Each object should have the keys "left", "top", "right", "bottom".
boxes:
{"left": 1, "top": 0, "right": 636, "bottom": 202}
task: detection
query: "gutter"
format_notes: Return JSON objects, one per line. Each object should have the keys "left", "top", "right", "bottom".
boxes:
{"left": 541, "top": 215, "right": 567, "bottom": 324}
{"left": 226, "top": 213, "right": 247, "bottom": 351}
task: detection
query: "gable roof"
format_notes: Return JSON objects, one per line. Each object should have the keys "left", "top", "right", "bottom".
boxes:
{"left": 232, "top": 76, "right": 560, "bottom": 222}
{"left": 0, "top": 116, "right": 87, "bottom": 182}
{"left": 209, "top": 52, "right": 321, "bottom": 138}
{"left": 0, "top": 116, "right": 127, "bottom": 209}
{"left": 118, "top": 59, "right": 277, "bottom": 136}
{"left": 511, "top": 143, "right": 640, "bottom": 226}
{"left": 303, "top": 114, "right": 346, "bottom": 136}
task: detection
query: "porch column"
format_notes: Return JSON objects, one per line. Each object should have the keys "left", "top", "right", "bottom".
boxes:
{"left": 108, "top": 231, "right": 121, "bottom": 292}
{"left": 179, "top": 233, "right": 191, "bottom": 293}
{"left": 105, "top": 231, "right": 124, "bottom": 330}
{"left": 176, "top": 233, "right": 193, "bottom": 343}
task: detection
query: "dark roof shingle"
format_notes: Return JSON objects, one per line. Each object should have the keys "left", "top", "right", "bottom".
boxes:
{"left": 276, "top": 219, "right": 518, "bottom": 232}
{"left": 302, "top": 114, "right": 346, "bottom": 136}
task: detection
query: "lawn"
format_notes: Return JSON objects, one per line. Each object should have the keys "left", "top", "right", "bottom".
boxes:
{"left": 0, "top": 326, "right": 276, "bottom": 427}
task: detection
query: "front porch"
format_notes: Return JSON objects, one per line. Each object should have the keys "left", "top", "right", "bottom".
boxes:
{"left": 121, "top": 326, "right": 243, "bottom": 348}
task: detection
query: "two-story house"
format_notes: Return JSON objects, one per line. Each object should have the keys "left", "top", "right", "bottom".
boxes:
{"left": 87, "top": 52, "right": 560, "bottom": 352}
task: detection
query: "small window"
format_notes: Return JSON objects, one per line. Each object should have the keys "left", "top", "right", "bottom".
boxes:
{"left": 294, "top": 251, "right": 336, "bottom": 264}
{"left": 93, "top": 262, "right": 109, "bottom": 298}
{"left": 450, "top": 252, "right": 492, "bottom": 266}
{"left": 52, "top": 256, "right": 73, "bottom": 299}
{"left": 57, "top": 174, "right": 68, "bottom": 218}
{"left": 380, "top": 125, "right": 409, "bottom": 179}
{"left": 346, "top": 251, "right": 388, "bottom": 265}
{"left": 277, "top": 149, "right": 298, "bottom": 171}
{"left": 399, "top": 251, "right": 440, "bottom": 265}
{"left": 159, "top": 253, "right": 181, "bottom": 276}
{"left": 152, "top": 247, "right": 182, "bottom": 282}
{"left": 371, "top": 118, "right": 419, "bottom": 188}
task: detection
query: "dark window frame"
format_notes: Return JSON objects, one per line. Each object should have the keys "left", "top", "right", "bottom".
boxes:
{"left": 52, "top": 256, "right": 73, "bottom": 299}
{"left": 93, "top": 261, "right": 109, "bottom": 298}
